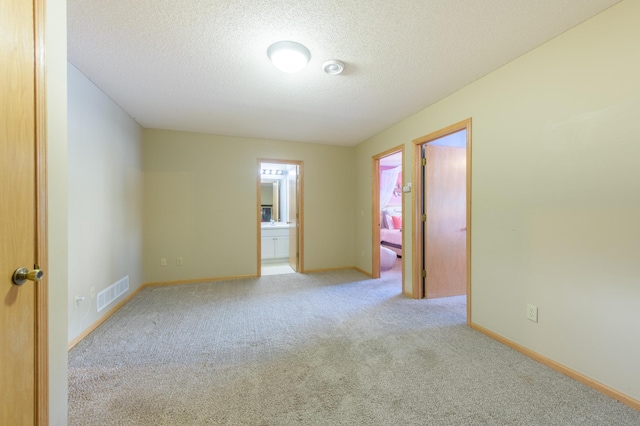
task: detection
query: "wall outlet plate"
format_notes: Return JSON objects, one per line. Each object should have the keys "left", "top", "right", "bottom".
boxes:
{"left": 74, "top": 295, "right": 86, "bottom": 311}
{"left": 527, "top": 304, "right": 538, "bottom": 322}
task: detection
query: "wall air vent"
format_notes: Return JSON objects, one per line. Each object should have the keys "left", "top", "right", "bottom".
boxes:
{"left": 97, "top": 276, "right": 129, "bottom": 312}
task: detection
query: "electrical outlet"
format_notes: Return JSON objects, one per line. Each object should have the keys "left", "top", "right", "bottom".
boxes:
{"left": 90, "top": 286, "right": 96, "bottom": 300}
{"left": 74, "top": 295, "right": 86, "bottom": 311}
{"left": 526, "top": 304, "right": 538, "bottom": 322}
{"left": 177, "top": 257, "right": 183, "bottom": 266}
{"left": 160, "top": 257, "right": 167, "bottom": 266}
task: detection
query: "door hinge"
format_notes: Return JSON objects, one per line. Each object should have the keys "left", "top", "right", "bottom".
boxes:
{"left": 421, "top": 214, "right": 426, "bottom": 222}
{"left": 421, "top": 270, "right": 426, "bottom": 278}
{"left": 421, "top": 157, "right": 426, "bottom": 166}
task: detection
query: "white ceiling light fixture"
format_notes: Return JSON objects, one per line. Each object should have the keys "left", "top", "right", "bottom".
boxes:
{"left": 322, "top": 60, "right": 345, "bottom": 75}
{"left": 267, "top": 41, "right": 311, "bottom": 73}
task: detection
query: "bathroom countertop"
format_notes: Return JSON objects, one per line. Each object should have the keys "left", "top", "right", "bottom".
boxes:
{"left": 261, "top": 222, "right": 289, "bottom": 229}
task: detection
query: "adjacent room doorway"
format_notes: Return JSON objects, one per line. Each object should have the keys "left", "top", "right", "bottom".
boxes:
{"left": 413, "top": 119, "right": 471, "bottom": 324}
{"left": 372, "top": 146, "right": 404, "bottom": 284}
{"left": 257, "top": 160, "right": 304, "bottom": 276}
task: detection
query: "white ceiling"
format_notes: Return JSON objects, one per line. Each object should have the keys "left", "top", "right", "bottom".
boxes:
{"left": 67, "top": 0, "right": 620, "bottom": 147}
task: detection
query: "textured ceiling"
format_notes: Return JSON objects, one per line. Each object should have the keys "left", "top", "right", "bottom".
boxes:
{"left": 67, "top": 0, "right": 620, "bottom": 146}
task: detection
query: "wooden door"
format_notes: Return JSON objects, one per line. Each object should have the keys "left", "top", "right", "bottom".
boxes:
{"left": 424, "top": 145, "right": 466, "bottom": 298}
{"left": 287, "top": 166, "right": 299, "bottom": 272}
{"left": 1, "top": 0, "right": 45, "bottom": 423}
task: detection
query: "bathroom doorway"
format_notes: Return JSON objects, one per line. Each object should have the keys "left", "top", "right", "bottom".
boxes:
{"left": 257, "top": 159, "right": 304, "bottom": 276}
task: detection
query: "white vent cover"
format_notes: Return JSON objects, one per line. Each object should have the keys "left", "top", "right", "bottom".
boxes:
{"left": 97, "top": 276, "right": 129, "bottom": 312}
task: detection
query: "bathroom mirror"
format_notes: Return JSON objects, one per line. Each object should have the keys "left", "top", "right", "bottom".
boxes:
{"left": 261, "top": 180, "right": 279, "bottom": 221}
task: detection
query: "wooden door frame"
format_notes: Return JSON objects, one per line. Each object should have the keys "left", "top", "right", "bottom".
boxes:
{"left": 256, "top": 159, "right": 304, "bottom": 276}
{"left": 35, "top": 0, "right": 49, "bottom": 422}
{"left": 412, "top": 118, "right": 472, "bottom": 325}
{"left": 371, "top": 145, "right": 404, "bottom": 280}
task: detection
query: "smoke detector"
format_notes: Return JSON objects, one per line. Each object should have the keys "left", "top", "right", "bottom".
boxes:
{"left": 322, "top": 60, "right": 345, "bottom": 75}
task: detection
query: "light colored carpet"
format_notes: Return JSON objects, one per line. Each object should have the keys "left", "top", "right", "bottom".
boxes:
{"left": 68, "top": 267, "right": 639, "bottom": 425}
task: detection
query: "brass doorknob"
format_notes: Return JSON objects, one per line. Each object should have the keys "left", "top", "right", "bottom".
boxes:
{"left": 12, "top": 267, "right": 44, "bottom": 286}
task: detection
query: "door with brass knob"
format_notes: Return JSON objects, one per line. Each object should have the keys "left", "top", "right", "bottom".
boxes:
{"left": 12, "top": 267, "right": 45, "bottom": 286}
{"left": 1, "top": 0, "right": 47, "bottom": 422}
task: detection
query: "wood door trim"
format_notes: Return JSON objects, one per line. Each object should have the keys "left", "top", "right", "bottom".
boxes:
{"left": 412, "top": 118, "right": 472, "bottom": 325}
{"left": 256, "top": 159, "right": 262, "bottom": 276}
{"left": 371, "top": 158, "right": 381, "bottom": 278}
{"left": 411, "top": 141, "right": 424, "bottom": 299}
{"left": 256, "top": 159, "right": 304, "bottom": 274}
{"left": 35, "top": 0, "right": 49, "bottom": 422}
{"left": 371, "top": 145, "right": 404, "bottom": 281}
{"left": 297, "top": 162, "right": 304, "bottom": 273}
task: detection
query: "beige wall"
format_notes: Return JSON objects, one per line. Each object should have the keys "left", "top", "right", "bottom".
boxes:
{"left": 67, "top": 64, "right": 144, "bottom": 342}
{"left": 47, "top": 0, "right": 68, "bottom": 423}
{"left": 355, "top": 0, "right": 640, "bottom": 401}
{"left": 143, "top": 129, "right": 355, "bottom": 283}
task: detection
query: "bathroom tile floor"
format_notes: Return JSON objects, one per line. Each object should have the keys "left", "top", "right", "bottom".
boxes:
{"left": 261, "top": 262, "right": 295, "bottom": 276}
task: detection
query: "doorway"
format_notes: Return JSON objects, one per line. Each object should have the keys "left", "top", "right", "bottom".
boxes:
{"left": 413, "top": 119, "right": 471, "bottom": 324}
{"left": 372, "top": 146, "right": 404, "bottom": 284}
{"left": 257, "top": 159, "right": 304, "bottom": 276}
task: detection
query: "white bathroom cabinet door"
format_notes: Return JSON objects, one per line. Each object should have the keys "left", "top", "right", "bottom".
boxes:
{"left": 261, "top": 228, "right": 290, "bottom": 260}
{"left": 261, "top": 237, "right": 276, "bottom": 259}
{"left": 274, "top": 237, "right": 289, "bottom": 258}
